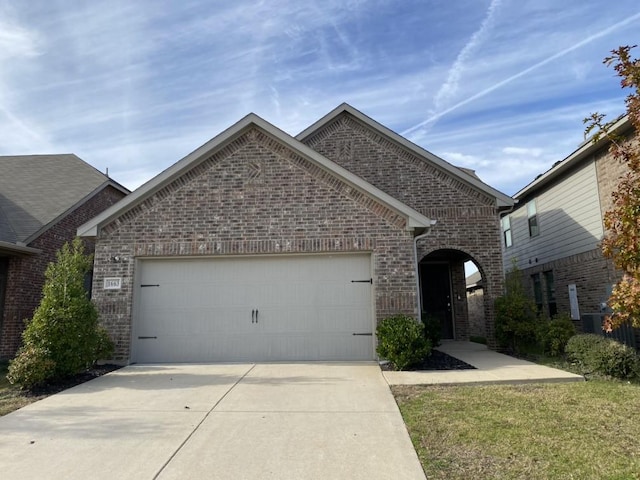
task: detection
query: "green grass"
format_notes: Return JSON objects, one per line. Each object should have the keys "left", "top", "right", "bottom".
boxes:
{"left": 394, "top": 381, "right": 640, "bottom": 480}
{"left": 0, "top": 361, "right": 46, "bottom": 416}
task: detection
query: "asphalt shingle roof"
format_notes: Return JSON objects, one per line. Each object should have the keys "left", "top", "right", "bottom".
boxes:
{"left": 0, "top": 154, "right": 109, "bottom": 244}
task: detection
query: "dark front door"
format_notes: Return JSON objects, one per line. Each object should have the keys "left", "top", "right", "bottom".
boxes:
{"left": 420, "top": 262, "right": 454, "bottom": 339}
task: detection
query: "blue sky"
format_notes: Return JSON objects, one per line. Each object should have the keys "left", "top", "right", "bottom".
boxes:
{"left": 1, "top": 1, "right": 638, "bottom": 195}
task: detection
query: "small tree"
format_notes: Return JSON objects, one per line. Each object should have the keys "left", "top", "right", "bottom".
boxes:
{"left": 584, "top": 45, "right": 640, "bottom": 330}
{"left": 7, "top": 238, "right": 113, "bottom": 387}
{"left": 494, "top": 261, "right": 538, "bottom": 353}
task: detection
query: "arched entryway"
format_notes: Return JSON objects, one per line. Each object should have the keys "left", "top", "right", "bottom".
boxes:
{"left": 419, "top": 249, "right": 484, "bottom": 341}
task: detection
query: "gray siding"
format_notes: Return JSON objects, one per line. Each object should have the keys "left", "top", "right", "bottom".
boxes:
{"left": 504, "top": 160, "right": 603, "bottom": 272}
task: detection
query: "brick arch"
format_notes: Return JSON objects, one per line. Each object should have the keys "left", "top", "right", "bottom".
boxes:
{"left": 417, "top": 244, "right": 503, "bottom": 348}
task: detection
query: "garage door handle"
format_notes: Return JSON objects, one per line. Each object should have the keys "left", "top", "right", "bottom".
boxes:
{"left": 138, "top": 336, "right": 157, "bottom": 339}
{"left": 252, "top": 309, "right": 255, "bottom": 323}
{"left": 352, "top": 333, "right": 373, "bottom": 336}
{"left": 256, "top": 309, "right": 259, "bottom": 323}
{"left": 351, "top": 279, "right": 373, "bottom": 284}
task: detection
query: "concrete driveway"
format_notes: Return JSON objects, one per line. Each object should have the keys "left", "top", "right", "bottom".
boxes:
{"left": 0, "top": 363, "right": 425, "bottom": 479}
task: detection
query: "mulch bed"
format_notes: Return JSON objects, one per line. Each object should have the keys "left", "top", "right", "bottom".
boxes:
{"left": 25, "top": 364, "right": 122, "bottom": 396}
{"left": 381, "top": 349, "right": 476, "bottom": 371}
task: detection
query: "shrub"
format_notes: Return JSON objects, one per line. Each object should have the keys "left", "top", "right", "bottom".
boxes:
{"left": 376, "top": 314, "right": 432, "bottom": 370}
{"left": 566, "top": 334, "right": 609, "bottom": 368}
{"left": 6, "top": 344, "right": 56, "bottom": 388}
{"left": 422, "top": 314, "right": 442, "bottom": 348}
{"left": 494, "top": 262, "right": 538, "bottom": 353}
{"left": 566, "top": 334, "right": 640, "bottom": 380}
{"left": 7, "top": 238, "right": 114, "bottom": 388}
{"left": 536, "top": 313, "right": 577, "bottom": 357}
{"left": 598, "top": 340, "right": 640, "bottom": 379}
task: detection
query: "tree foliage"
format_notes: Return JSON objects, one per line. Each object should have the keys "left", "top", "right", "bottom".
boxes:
{"left": 7, "top": 238, "right": 113, "bottom": 388}
{"left": 584, "top": 45, "right": 640, "bottom": 330}
{"left": 494, "top": 261, "right": 538, "bottom": 353}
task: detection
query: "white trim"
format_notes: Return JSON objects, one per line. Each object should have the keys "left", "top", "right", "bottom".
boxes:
{"left": 514, "top": 115, "right": 631, "bottom": 200}
{"left": 78, "top": 113, "right": 433, "bottom": 237}
{"left": 297, "top": 103, "right": 514, "bottom": 208}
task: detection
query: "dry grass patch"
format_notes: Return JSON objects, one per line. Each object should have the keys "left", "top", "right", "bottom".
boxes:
{"left": 394, "top": 381, "right": 640, "bottom": 480}
{"left": 0, "top": 362, "right": 46, "bottom": 416}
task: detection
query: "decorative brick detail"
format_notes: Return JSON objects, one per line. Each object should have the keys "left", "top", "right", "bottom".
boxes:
{"left": 303, "top": 113, "right": 496, "bottom": 210}
{"left": 302, "top": 114, "right": 506, "bottom": 348}
{"left": 94, "top": 130, "right": 420, "bottom": 361}
{"left": 93, "top": 114, "right": 508, "bottom": 360}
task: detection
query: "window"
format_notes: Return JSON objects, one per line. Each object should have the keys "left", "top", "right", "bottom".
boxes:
{"left": 527, "top": 200, "right": 539, "bottom": 237}
{"left": 501, "top": 216, "right": 512, "bottom": 248}
{"left": 544, "top": 270, "right": 557, "bottom": 316}
{"left": 532, "top": 273, "right": 543, "bottom": 313}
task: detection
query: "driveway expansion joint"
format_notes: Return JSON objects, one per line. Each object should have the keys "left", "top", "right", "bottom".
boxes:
{"left": 151, "top": 363, "right": 256, "bottom": 479}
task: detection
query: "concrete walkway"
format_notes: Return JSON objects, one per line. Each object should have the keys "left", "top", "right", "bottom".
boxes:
{"left": 383, "top": 341, "right": 585, "bottom": 386}
{"left": 0, "top": 363, "right": 426, "bottom": 480}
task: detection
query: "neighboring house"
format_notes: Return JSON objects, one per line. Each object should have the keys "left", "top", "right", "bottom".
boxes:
{"left": 465, "top": 270, "right": 485, "bottom": 339}
{"left": 78, "top": 104, "right": 513, "bottom": 363}
{"left": 0, "top": 155, "right": 128, "bottom": 359}
{"left": 501, "top": 115, "right": 638, "bottom": 346}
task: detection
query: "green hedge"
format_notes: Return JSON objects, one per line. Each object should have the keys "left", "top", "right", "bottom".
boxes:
{"left": 566, "top": 334, "right": 640, "bottom": 380}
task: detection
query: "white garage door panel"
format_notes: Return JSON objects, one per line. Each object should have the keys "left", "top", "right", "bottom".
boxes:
{"left": 133, "top": 254, "right": 374, "bottom": 362}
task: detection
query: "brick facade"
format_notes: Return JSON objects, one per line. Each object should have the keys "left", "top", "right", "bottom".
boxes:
{"left": 90, "top": 113, "right": 509, "bottom": 362}
{"left": 520, "top": 248, "right": 619, "bottom": 323}
{"left": 93, "top": 129, "right": 419, "bottom": 361}
{"left": 0, "top": 185, "right": 126, "bottom": 358}
{"left": 466, "top": 287, "right": 485, "bottom": 338}
{"left": 302, "top": 114, "right": 505, "bottom": 346}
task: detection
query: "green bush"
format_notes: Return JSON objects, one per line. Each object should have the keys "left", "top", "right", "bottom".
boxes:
{"left": 7, "top": 238, "right": 114, "bottom": 388}
{"left": 422, "top": 314, "right": 442, "bottom": 348}
{"left": 536, "top": 313, "right": 577, "bottom": 357}
{"left": 566, "top": 334, "right": 640, "bottom": 380}
{"left": 565, "top": 334, "right": 609, "bottom": 367}
{"left": 598, "top": 340, "right": 640, "bottom": 379}
{"left": 376, "top": 314, "right": 432, "bottom": 370}
{"left": 6, "top": 344, "right": 56, "bottom": 388}
{"left": 494, "top": 262, "right": 539, "bottom": 353}
{"left": 95, "top": 325, "right": 115, "bottom": 361}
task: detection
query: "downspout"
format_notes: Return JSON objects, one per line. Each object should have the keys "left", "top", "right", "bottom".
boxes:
{"left": 414, "top": 220, "right": 438, "bottom": 324}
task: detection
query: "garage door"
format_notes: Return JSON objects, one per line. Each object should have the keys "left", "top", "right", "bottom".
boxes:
{"left": 132, "top": 254, "right": 374, "bottom": 362}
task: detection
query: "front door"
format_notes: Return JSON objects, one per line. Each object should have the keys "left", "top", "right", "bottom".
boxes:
{"left": 420, "top": 262, "right": 454, "bottom": 339}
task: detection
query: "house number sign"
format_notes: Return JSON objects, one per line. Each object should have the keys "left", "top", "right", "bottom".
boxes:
{"left": 104, "top": 277, "right": 122, "bottom": 290}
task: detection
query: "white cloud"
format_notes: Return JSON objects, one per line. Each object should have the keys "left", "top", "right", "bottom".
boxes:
{"left": 0, "top": 0, "right": 638, "bottom": 197}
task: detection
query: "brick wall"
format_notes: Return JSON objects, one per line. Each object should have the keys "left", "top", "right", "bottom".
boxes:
{"left": 303, "top": 113, "right": 506, "bottom": 347}
{"left": 520, "top": 248, "right": 619, "bottom": 326}
{"left": 93, "top": 128, "right": 419, "bottom": 361}
{"left": 0, "top": 185, "right": 126, "bottom": 358}
{"left": 467, "top": 287, "right": 485, "bottom": 338}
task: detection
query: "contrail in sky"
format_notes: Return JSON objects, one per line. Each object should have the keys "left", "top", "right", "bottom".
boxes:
{"left": 433, "top": 0, "right": 502, "bottom": 110}
{"left": 402, "top": 11, "right": 640, "bottom": 137}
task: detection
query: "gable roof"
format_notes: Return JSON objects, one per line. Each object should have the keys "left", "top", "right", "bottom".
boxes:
{"left": 297, "top": 103, "right": 513, "bottom": 208}
{"left": 513, "top": 115, "right": 632, "bottom": 201}
{"left": 0, "top": 154, "right": 129, "bottom": 246}
{"left": 78, "top": 113, "right": 436, "bottom": 238}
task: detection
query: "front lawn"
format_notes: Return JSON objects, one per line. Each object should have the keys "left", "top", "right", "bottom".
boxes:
{"left": 394, "top": 381, "right": 640, "bottom": 479}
